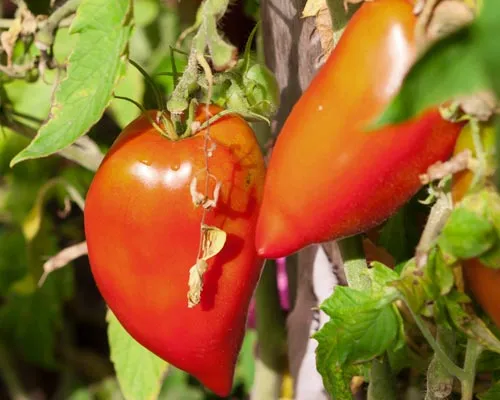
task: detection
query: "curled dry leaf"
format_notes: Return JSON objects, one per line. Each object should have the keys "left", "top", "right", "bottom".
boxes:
{"left": 415, "top": 194, "right": 453, "bottom": 268}
{"left": 420, "top": 149, "right": 472, "bottom": 184}
{"left": 38, "top": 241, "right": 88, "bottom": 287}
{"left": 302, "top": 0, "right": 334, "bottom": 57}
{"left": 189, "top": 176, "right": 222, "bottom": 210}
{"left": 458, "top": 91, "right": 499, "bottom": 121}
{"left": 1, "top": 20, "right": 22, "bottom": 67}
{"left": 187, "top": 225, "right": 227, "bottom": 307}
{"left": 427, "top": 0, "right": 475, "bottom": 41}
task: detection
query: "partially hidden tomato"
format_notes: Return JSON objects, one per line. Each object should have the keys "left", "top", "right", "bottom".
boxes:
{"left": 255, "top": 0, "right": 462, "bottom": 258}
{"left": 84, "top": 105, "right": 266, "bottom": 396}
{"left": 452, "top": 122, "right": 500, "bottom": 328}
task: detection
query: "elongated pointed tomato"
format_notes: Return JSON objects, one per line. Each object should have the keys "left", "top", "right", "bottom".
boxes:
{"left": 84, "top": 106, "right": 265, "bottom": 396}
{"left": 255, "top": 0, "right": 462, "bottom": 258}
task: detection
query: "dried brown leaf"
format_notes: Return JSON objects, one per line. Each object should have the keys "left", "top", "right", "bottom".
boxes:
{"left": 187, "top": 225, "right": 227, "bottom": 308}
{"left": 427, "top": 0, "right": 474, "bottom": 41}
{"left": 458, "top": 91, "right": 499, "bottom": 121}
{"left": 420, "top": 150, "right": 472, "bottom": 184}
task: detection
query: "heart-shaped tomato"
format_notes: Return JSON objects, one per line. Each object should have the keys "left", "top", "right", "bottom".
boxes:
{"left": 84, "top": 105, "right": 265, "bottom": 396}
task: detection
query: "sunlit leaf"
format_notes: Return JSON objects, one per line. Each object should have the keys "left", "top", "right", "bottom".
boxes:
{"left": 107, "top": 310, "right": 168, "bottom": 400}
{"left": 10, "top": 0, "right": 133, "bottom": 166}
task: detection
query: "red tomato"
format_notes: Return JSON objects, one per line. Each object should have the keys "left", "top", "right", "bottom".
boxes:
{"left": 84, "top": 106, "right": 265, "bottom": 396}
{"left": 255, "top": 0, "right": 462, "bottom": 258}
{"left": 452, "top": 123, "right": 500, "bottom": 328}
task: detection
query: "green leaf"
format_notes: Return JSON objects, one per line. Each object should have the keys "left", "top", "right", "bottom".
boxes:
{"left": 426, "top": 249, "right": 455, "bottom": 296}
{"left": 477, "top": 351, "right": 500, "bottom": 374}
{"left": 444, "top": 293, "right": 500, "bottom": 354}
{"left": 314, "top": 322, "right": 364, "bottom": 400}
{"left": 391, "top": 259, "right": 432, "bottom": 311}
{"left": 314, "top": 286, "right": 400, "bottom": 364}
{"left": 478, "top": 380, "right": 500, "bottom": 400}
{"left": 373, "top": 25, "right": 488, "bottom": 127}
{"left": 10, "top": 0, "right": 133, "bottom": 166}
{"left": 107, "top": 310, "right": 168, "bottom": 400}
{"left": 367, "top": 263, "right": 399, "bottom": 293}
{"left": 439, "top": 207, "right": 496, "bottom": 259}
{"left": 314, "top": 286, "right": 402, "bottom": 397}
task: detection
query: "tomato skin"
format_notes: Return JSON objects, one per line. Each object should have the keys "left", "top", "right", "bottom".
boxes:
{"left": 255, "top": 0, "right": 462, "bottom": 258}
{"left": 452, "top": 124, "right": 500, "bottom": 328}
{"left": 84, "top": 106, "right": 265, "bottom": 396}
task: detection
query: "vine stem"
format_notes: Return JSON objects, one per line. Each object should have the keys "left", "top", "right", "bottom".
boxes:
{"left": 35, "top": 0, "right": 81, "bottom": 51}
{"left": 461, "top": 339, "right": 483, "bottom": 400}
{"left": 167, "top": 0, "right": 235, "bottom": 123}
{"left": 338, "top": 235, "right": 369, "bottom": 291}
{"left": 404, "top": 301, "right": 468, "bottom": 381}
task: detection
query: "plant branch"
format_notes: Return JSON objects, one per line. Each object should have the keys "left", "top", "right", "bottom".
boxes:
{"left": 35, "top": 0, "right": 81, "bottom": 51}
{"left": 367, "top": 355, "right": 397, "bottom": 400}
{"left": 461, "top": 339, "right": 483, "bottom": 400}
{"left": 338, "top": 235, "right": 370, "bottom": 291}
{"left": 167, "top": 0, "right": 236, "bottom": 124}
{"left": 425, "top": 326, "right": 456, "bottom": 400}
{"left": 415, "top": 193, "right": 452, "bottom": 267}
{"left": 405, "top": 300, "right": 467, "bottom": 381}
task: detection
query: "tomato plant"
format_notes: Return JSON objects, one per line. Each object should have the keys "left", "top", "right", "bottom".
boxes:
{"left": 255, "top": 0, "right": 462, "bottom": 258}
{"left": 84, "top": 105, "right": 266, "bottom": 396}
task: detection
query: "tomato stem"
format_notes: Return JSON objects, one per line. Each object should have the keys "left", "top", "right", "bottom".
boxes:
{"left": 167, "top": 0, "right": 236, "bottom": 133}
{"left": 367, "top": 355, "right": 397, "bottom": 400}
{"left": 425, "top": 326, "right": 456, "bottom": 399}
{"left": 338, "top": 235, "right": 370, "bottom": 291}
{"left": 461, "top": 339, "right": 482, "bottom": 400}
{"left": 404, "top": 299, "right": 468, "bottom": 381}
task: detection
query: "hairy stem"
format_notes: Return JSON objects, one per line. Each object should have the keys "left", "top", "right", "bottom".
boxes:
{"left": 338, "top": 235, "right": 370, "bottom": 291}
{"left": 425, "top": 326, "right": 456, "bottom": 400}
{"left": 367, "top": 355, "right": 397, "bottom": 400}
{"left": 167, "top": 0, "right": 235, "bottom": 122}
{"left": 405, "top": 302, "right": 467, "bottom": 381}
{"left": 461, "top": 339, "right": 482, "bottom": 400}
{"left": 415, "top": 194, "right": 452, "bottom": 268}
{"left": 35, "top": 0, "right": 81, "bottom": 51}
